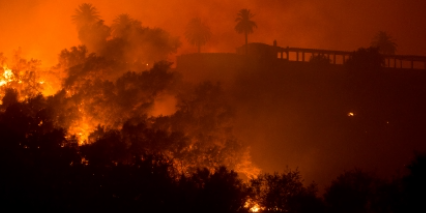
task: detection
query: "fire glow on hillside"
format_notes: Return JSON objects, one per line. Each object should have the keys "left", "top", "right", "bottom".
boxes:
{"left": 2, "top": 3, "right": 426, "bottom": 212}
{"left": 0, "top": 3, "right": 260, "bottom": 181}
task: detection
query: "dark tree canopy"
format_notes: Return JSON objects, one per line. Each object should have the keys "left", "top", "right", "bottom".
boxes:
{"left": 72, "top": 3, "right": 100, "bottom": 28}
{"left": 111, "top": 14, "right": 144, "bottom": 39}
{"left": 250, "top": 170, "right": 324, "bottom": 213}
{"left": 371, "top": 31, "right": 397, "bottom": 55}
{"left": 345, "top": 47, "right": 384, "bottom": 71}
{"left": 402, "top": 153, "right": 426, "bottom": 213}
{"left": 72, "top": 4, "right": 110, "bottom": 54}
{"left": 235, "top": 9, "right": 257, "bottom": 48}
{"left": 185, "top": 17, "right": 212, "bottom": 53}
{"left": 324, "top": 169, "right": 378, "bottom": 213}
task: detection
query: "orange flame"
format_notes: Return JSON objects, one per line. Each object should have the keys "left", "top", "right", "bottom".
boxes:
{"left": 0, "top": 65, "right": 14, "bottom": 86}
{"left": 244, "top": 199, "right": 264, "bottom": 212}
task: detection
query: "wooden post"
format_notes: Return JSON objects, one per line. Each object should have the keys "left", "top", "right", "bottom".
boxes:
{"left": 286, "top": 47, "right": 289, "bottom": 60}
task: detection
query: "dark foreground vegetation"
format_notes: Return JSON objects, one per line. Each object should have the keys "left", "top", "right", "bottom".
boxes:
{"left": 0, "top": 53, "right": 425, "bottom": 212}
{"left": 0, "top": 97, "right": 425, "bottom": 213}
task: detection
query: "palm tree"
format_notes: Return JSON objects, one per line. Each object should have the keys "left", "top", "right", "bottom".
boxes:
{"left": 185, "top": 18, "right": 211, "bottom": 53}
{"left": 72, "top": 3, "right": 109, "bottom": 54}
{"left": 371, "top": 31, "right": 397, "bottom": 55}
{"left": 111, "top": 14, "right": 143, "bottom": 38}
{"left": 72, "top": 3, "right": 100, "bottom": 28}
{"left": 235, "top": 9, "right": 257, "bottom": 48}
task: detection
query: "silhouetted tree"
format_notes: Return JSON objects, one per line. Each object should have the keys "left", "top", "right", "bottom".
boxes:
{"left": 79, "top": 20, "right": 110, "bottom": 51}
{"left": 250, "top": 170, "right": 324, "bottom": 213}
{"left": 185, "top": 17, "right": 212, "bottom": 53}
{"left": 345, "top": 47, "right": 384, "bottom": 71}
{"left": 344, "top": 47, "right": 385, "bottom": 103}
{"left": 72, "top": 3, "right": 100, "bottom": 28}
{"left": 1, "top": 88, "right": 19, "bottom": 109}
{"left": 372, "top": 178, "right": 404, "bottom": 213}
{"left": 235, "top": 9, "right": 257, "bottom": 51}
{"left": 324, "top": 169, "right": 380, "bottom": 213}
{"left": 72, "top": 3, "right": 110, "bottom": 53}
{"left": 179, "top": 167, "right": 249, "bottom": 213}
{"left": 111, "top": 14, "right": 144, "bottom": 39}
{"left": 54, "top": 45, "right": 89, "bottom": 82}
{"left": 170, "top": 81, "right": 243, "bottom": 173}
{"left": 371, "top": 31, "right": 397, "bottom": 55}
{"left": 400, "top": 153, "right": 426, "bottom": 213}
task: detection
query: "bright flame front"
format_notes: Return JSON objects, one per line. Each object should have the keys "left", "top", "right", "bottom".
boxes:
{"left": 245, "top": 199, "right": 264, "bottom": 212}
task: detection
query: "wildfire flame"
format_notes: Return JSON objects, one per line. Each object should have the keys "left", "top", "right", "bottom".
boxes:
{"left": 0, "top": 3, "right": 263, "bottom": 189}
{"left": 250, "top": 204, "right": 260, "bottom": 212}
{"left": 69, "top": 116, "right": 92, "bottom": 145}
{"left": 0, "top": 57, "right": 261, "bottom": 181}
{"left": 0, "top": 65, "right": 14, "bottom": 86}
{"left": 244, "top": 199, "right": 263, "bottom": 212}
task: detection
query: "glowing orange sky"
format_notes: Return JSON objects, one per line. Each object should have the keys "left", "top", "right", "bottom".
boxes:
{"left": 1, "top": 0, "right": 425, "bottom": 67}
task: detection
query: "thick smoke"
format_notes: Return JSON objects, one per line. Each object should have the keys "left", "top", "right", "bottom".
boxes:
{"left": 1, "top": 0, "right": 426, "bottom": 67}
{"left": 72, "top": 4, "right": 180, "bottom": 68}
{"left": 0, "top": 4, "right": 259, "bottom": 179}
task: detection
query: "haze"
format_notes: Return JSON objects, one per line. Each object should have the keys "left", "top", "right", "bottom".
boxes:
{"left": 1, "top": 0, "right": 425, "bottom": 66}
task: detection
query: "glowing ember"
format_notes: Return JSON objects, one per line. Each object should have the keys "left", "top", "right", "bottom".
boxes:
{"left": 245, "top": 199, "right": 263, "bottom": 212}
{"left": 250, "top": 204, "right": 260, "bottom": 212}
